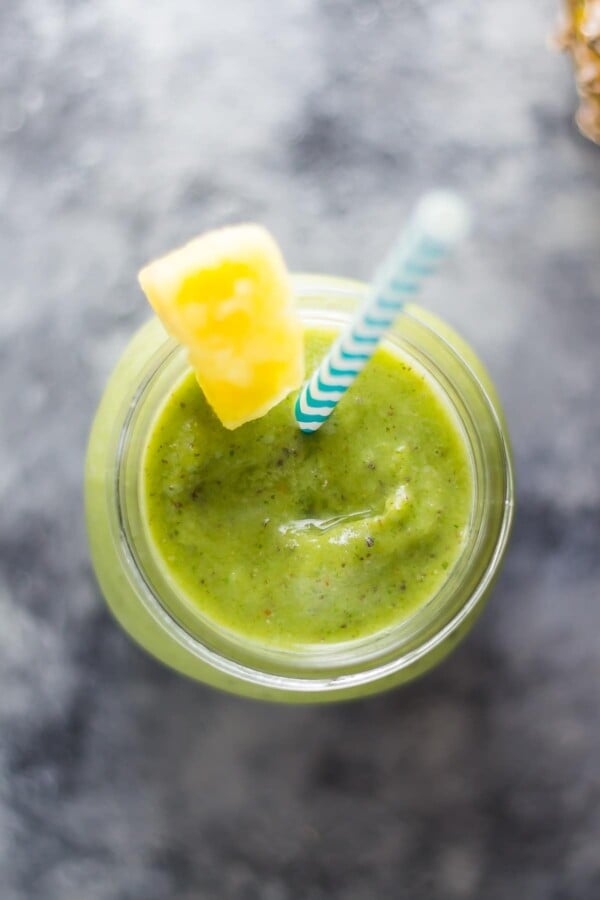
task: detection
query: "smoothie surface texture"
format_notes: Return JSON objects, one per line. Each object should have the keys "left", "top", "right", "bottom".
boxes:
{"left": 143, "top": 328, "right": 473, "bottom": 647}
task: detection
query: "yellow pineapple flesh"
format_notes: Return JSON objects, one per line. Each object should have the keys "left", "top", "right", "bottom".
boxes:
{"left": 138, "top": 224, "right": 304, "bottom": 430}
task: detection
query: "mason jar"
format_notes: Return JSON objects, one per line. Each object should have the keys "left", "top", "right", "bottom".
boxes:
{"left": 85, "top": 274, "right": 515, "bottom": 702}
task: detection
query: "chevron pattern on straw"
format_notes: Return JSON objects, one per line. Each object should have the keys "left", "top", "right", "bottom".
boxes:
{"left": 295, "top": 214, "right": 456, "bottom": 433}
{"left": 295, "top": 239, "right": 444, "bottom": 432}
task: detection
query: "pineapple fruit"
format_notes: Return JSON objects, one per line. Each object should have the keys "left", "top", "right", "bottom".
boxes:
{"left": 138, "top": 225, "right": 304, "bottom": 430}
{"left": 558, "top": 1, "right": 600, "bottom": 143}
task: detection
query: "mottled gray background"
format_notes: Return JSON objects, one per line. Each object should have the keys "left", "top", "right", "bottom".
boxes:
{"left": 1, "top": 1, "right": 599, "bottom": 898}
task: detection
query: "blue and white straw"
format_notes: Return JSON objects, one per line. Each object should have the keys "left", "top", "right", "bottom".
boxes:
{"left": 295, "top": 191, "right": 471, "bottom": 433}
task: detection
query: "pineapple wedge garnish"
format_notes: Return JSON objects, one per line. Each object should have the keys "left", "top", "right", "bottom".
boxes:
{"left": 139, "top": 225, "right": 304, "bottom": 429}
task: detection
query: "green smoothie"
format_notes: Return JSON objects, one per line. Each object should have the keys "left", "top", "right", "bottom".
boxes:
{"left": 142, "top": 327, "right": 473, "bottom": 648}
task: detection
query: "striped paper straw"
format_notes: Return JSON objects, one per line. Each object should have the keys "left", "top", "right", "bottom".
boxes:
{"left": 295, "top": 191, "right": 470, "bottom": 433}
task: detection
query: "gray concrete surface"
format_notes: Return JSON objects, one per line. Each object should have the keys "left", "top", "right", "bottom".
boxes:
{"left": 1, "top": 1, "right": 599, "bottom": 898}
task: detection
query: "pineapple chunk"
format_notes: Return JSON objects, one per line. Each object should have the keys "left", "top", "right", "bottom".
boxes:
{"left": 138, "top": 225, "right": 304, "bottom": 429}
{"left": 558, "top": 1, "right": 600, "bottom": 143}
